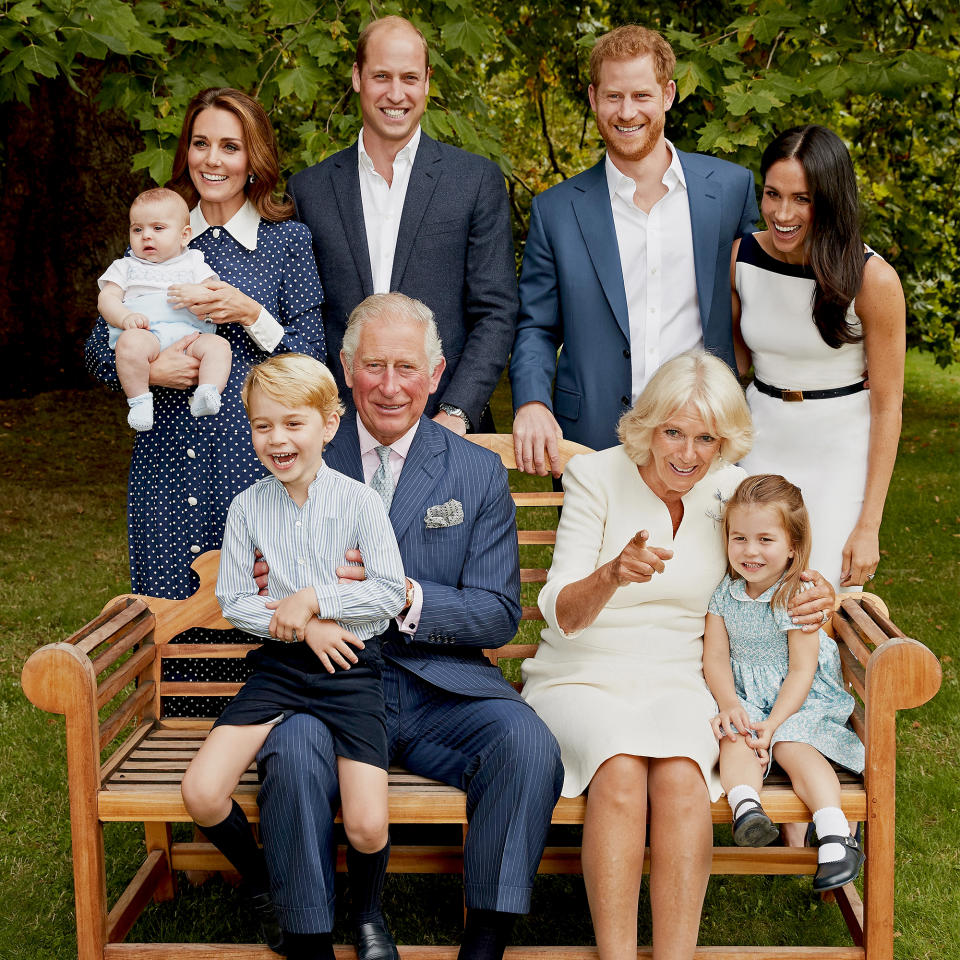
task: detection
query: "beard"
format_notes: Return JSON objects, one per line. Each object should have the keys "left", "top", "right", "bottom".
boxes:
{"left": 597, "top": 108, "right": 665, "bottom": 164}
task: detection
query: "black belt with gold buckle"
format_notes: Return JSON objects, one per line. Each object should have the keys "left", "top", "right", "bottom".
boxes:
{"left": 752, "top": 376, "right": 867, "bottom": 402}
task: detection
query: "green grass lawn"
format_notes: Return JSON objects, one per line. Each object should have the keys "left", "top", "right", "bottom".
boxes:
{"left": 1, "top": 350, "right": 957, "bottom": 958}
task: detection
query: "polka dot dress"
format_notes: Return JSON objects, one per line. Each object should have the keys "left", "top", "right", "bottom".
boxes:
{"left": 85, "top": 217, "right": 325, "bottom": 715}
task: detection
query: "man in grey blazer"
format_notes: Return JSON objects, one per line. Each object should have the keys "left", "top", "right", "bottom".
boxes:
{"left": 509, "top": 24, "right": 759, "bottom": 474}
{"left": 288, "top": 16, "right": 518, "bottom": 435}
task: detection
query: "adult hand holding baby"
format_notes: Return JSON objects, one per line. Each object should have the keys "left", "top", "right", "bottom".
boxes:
{"left": 169, "top": 279, "right": 261, "bottom": 327}
{"left": 147, "top": 332, "right": 201, "bottom": 389}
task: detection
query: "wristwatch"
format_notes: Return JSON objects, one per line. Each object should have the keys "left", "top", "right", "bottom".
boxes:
{"left": 438, "top": 402, "right": 470, "bottom": 430}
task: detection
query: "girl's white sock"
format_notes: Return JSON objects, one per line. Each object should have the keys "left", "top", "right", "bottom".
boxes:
{"left": 727, "top": 784, "right": 761, "bottom": 814}
{"left": 813, "top": 806, "right": 851, "bottom": 863}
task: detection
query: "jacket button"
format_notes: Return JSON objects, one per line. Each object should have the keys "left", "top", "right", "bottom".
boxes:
{"left": 621, "top": 396, "right": 630, "bottom": 406}
{"left": 623, "top": 348, "right": 631, "bottom": 359}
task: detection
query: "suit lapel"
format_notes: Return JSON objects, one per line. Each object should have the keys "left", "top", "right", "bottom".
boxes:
{"left": 389, "top": 417, "right": 446, "bottom": 542}
{"left": 571, "top": 158, "right": 630, "bottom": 341}
{"left": 323, "top": 411, "right": 364, "bottom": 482}
{"left": 391, "top": 134, "right": 442, "bottom": 290}
{"left": 680, "top": 151, "right": 722, "bottom": 335}
{"left": 331, "top": 145, "right": 374, "bottom": 297}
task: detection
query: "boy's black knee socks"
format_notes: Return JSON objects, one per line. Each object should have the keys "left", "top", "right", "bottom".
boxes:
{"left": 346, "top": 838, "right": 391, "bottom": 925}
{"left": 201, "top": 798, "right": 270, "bottom": 896}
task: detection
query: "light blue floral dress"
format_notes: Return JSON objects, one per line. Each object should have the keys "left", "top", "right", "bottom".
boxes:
{"left": 708, "top": 574, "right": 864, "bottom": 774}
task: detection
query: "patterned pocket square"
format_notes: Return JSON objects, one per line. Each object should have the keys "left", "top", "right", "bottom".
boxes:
{"left": 424, "top": 499, "right": 464, "bottom": 528}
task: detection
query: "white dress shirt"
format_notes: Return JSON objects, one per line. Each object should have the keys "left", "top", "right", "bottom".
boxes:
{"left": 189, "top": 200, "right": 285, "bottom": 352}
{"left": 356, "top": 417, "right": 423, "bottom": 634}
{"left": 358, "top": 126, "right": 422, "bottom": 293}
{"left": 606, "top": 141, "right": 702, "bottom": 401}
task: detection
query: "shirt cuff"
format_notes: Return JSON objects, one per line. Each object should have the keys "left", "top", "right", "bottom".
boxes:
{"left": 312, "top": 585, "right": 343, "bottom": 622}
{"left": 244, "top": 308, "right": 284, "bottom": 352}
{"left": 396, "top": 579, "right": 423, "bottom": 635}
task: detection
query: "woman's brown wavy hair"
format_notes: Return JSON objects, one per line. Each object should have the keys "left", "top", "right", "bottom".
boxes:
{"left": 168, "top": 87, "right": 293, "bottom": 223}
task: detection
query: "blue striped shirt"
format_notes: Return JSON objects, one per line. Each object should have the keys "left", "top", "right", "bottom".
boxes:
{"left": 216, "top": 462, "right": 406, "bottom": 641}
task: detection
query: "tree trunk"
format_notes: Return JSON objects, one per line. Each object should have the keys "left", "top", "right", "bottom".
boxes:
{"left": 0, "top": 64, "right": 150, "bottom": 397}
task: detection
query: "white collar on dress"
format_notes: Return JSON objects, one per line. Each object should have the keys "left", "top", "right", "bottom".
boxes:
{"left": 727, "top": 574, "right": 780, "bottom": 603}
{"left": 190, "top": 199, "right": 261, "bottom": 251}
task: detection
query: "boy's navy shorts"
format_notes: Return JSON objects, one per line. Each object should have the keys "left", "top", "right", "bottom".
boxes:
{"left": 214, "top": 641, "right": 388, "bottom": 770}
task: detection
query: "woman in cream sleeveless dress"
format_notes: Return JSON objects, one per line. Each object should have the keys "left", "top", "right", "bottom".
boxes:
{"left": 733, "top": 125, "right": 905, "bottom": 590}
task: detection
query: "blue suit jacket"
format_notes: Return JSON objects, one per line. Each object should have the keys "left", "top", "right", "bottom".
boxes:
{"left": 323, "top": 412, "right": 523, "bottom": 701}
{"left": 288, "top": 134, "right": 518, "bottom": 429}
{"left": 510, "top": 151, "right": 759, "bottom": 450}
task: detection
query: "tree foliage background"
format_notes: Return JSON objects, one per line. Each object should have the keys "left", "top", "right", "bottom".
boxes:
{"left": 2, "top": 0, "right": 958, "bottom": 396}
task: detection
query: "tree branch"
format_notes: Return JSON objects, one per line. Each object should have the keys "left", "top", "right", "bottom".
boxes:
{"left": 537, "top": 86, "right": 566, "bottom": 179}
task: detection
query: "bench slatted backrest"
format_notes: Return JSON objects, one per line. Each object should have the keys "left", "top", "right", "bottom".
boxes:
{"left": 466, "top": 435, "right": 594, "bottom": 677}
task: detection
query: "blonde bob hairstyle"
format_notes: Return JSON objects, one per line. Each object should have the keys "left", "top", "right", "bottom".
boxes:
{"left": 723, "top": 474, "right": 812, "bottom": 612}
{"left": 617, "top": 351, "right": 752, "bottom": 467}
{"left": 242, "top": 354, "right": 345, "bottom": 421}
{"left": 340, "top": 293, "right": 444, "bottom": 375}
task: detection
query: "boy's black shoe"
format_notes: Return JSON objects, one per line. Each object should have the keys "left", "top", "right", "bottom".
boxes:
{"left": 812, "top": 834, "right": 865, "bottom": 891}
{"left": 355, "top": 918, "right": 400, "bottom": 960}
{"left": 245, "top": 890, "right": 286, "bottom": 955}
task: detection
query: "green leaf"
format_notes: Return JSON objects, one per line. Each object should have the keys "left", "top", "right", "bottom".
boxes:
{"left": 7, "top": 1, "right": 42, "bottom": 22}
{"left": 132, "top": 144, "right": 173, "bottom": 186}
{"left": 267, "top": 0, "right": 318, "bottom": 24}
{"left": 441, "top": 17, "right": 492, "bottom": 59}
{"left": 275, "top": 60, "right": 326, "bottom": 102}
{"left": 730, "top": 10, "right": 803, "bottom": 46}
{"left": 21, "top": 43, "right": 60, "bottom": 79}
{"left": 722, "top": 82, "right": 784, "bottom": 117}
{"left": 675, "top": 59, "right": 713, "bottom": 101}
{"left": 696, "top": 119, "right": 738, "bottom": 154}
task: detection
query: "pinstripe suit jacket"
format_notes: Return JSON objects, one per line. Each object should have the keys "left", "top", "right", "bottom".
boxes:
{"left": 323, "top": 413, "right": 524, "bottom": 700}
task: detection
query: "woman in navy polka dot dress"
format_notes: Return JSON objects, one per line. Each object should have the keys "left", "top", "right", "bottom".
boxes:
{"left": 85, "top": 88, "right": 325, "bottom": 714}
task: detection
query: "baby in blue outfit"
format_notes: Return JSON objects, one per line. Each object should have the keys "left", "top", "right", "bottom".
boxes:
{"left": 97, "top": 188, "right": 231, "bottom": 431}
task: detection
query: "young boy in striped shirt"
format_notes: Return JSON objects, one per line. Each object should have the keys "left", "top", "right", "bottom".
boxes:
{"left": 181, "top": 353, "right": 406, "bottom": 956}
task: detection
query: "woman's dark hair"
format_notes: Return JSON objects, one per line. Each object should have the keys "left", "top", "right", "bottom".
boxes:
{"left": 167, "top": 88, "right": 293, "bottom": 223}
{"left": 760, "top": 124, "right": 864, "bottom": 348}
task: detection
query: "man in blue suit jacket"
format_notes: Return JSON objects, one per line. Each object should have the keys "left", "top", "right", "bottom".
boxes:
{"left": 510, "top": 25, "right": 759, "bottom": 475}
{"left": 288, "top": 16, "right": 517, "bottom": 435}
{"left": 257, "top": 294, "right": 563, "bottom": 960}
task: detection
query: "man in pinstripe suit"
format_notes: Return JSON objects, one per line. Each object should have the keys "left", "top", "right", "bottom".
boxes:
{"left": 256, "top": 294, "right": 564, "bottom": 960}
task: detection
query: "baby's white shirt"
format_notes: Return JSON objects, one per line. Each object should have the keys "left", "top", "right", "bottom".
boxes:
{"left": 98, "top": 249, "right": 217, "bottom": 303}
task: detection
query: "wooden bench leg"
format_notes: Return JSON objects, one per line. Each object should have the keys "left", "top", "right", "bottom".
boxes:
{"left": 69, "top": 771, "right": 108, "bottom": 960}
{"left": 864, "top": 811, "right": 894, "bottom": 960}
{"left": 144, "top": 822, "right": 176, "bottom": 902}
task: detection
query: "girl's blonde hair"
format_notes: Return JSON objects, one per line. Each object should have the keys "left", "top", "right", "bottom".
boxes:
{"left": 242, "top": 354, "right": 345, "bottom": 420}
{"left": 722, "top": 474, "right": 812, "bottom": 611}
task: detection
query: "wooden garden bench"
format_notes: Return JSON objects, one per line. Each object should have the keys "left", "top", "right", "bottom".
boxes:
{"left": 21, "top": 435, "right": 941, "bottom": 960}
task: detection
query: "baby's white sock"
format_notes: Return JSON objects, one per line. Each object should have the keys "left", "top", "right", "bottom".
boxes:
{"left": 190, "top": 384, "right": 222, "bottom": 417}
{"left": 727, "top": 784, "right": 762, "bottom": 814}
{"left": 127, "top": 392, "right": 154, "bottom": 432}
{"left": 813, "top": 806, "right": 851, "bottom": 863}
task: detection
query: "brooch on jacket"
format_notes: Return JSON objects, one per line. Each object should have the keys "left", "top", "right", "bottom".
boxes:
{"left": 705, "top": 488, "right": 729, "bottom": 526}
{"left": 424, "top": 499, "right": 464, "bottom": 528}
